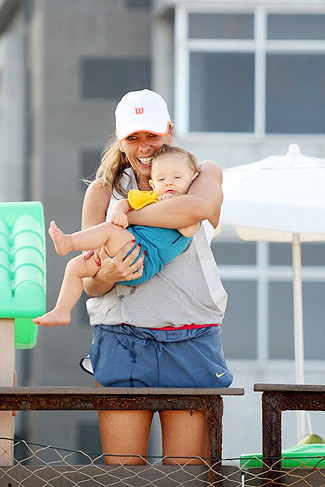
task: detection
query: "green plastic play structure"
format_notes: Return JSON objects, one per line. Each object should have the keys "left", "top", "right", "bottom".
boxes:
{"left": 0, "top": 201, "right": 46, "bottom": 349}
{"left": 240, "top": 443, "right": 325, "bottom": 469}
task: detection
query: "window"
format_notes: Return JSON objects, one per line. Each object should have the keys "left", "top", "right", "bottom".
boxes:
{"left": 267, "top": 14, "right": 325, "bottom": 40}
{"left": 80, "top": 58, "right": 151, "bottom": 99}
{"left": 188, "top": 13, "right": 254, "bottom": 39}
{"left": 221, "top": 280, "right": 257, "bottom": 359}
{"left": 175, "top": 7, "right": 325, "bottom": 135}
{"left": 214, "top": 239, "right": 325, "bottom": 361}
{"left": 266, "top": 54, "right": 325, "bottom": 133}
{"left": 211, "top": 241, "right": 256, "bottom": 265}
{"left": 268, "top": 281, "right": 325, "bottom": 360}
{"left": 189, "top": 52, "right": 255, "bottom": 132}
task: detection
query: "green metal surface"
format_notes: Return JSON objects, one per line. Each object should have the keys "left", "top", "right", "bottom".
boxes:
{"left": 0, "top": 202, "right": 46, "bottom": 348}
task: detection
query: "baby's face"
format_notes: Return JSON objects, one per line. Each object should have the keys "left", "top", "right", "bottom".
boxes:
{"left": 150, "top": 154, "right": 197, "bottom": 197}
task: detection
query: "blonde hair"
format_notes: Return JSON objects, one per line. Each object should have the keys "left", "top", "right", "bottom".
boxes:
{"left": 151, "top": 144, "right": 201, "bottom": 174}
{"left": 95, "top": 138, "right": 131, "bottom": 198}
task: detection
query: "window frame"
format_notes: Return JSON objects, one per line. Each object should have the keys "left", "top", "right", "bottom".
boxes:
{"left": 174, "top": 4, "right": 325, "bottom": 138}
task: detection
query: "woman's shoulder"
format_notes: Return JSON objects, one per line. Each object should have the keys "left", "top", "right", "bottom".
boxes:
{"left": 82, "top": 179, "right": 112, "bottom": 226}
{"left": 200, "top": 160, "right": 223, "bottom": 177}
{"left": 85, "top": 179, "right": 112, "bottom": 201}
{"left": 83, "top": 168, "right": 136, "bottom": 214}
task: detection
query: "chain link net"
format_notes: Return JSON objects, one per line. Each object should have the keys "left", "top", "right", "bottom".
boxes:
{"left": 1, "top": 438, "right": 325, "bottom": 486}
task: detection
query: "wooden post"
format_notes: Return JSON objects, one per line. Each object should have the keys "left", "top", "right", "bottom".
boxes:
{"left": 0, "top": 318, "right": 15, "bottom": 466}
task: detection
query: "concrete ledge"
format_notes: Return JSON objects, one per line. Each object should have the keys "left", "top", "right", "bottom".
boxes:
{"left": 0, "top": 465, "right": 241, "bottom": 487}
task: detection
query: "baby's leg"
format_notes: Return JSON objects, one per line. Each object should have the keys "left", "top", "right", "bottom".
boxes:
{"left": 34, "top": 226, "right": 137, "bottom": 327}
{"left": 48, "top": 221, "right": 74, "bottom": 256}
{"left": 104, "top": 224, "right": 137, "bottom": 257}
{"left": 33, "top": 254, "right": 99, "bottom": 327}
{"left": 50, "top": 220, "right": 134, "bottom": 256}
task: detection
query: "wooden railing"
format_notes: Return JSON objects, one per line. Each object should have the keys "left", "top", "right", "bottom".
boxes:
{"left": 0, "top": 385, "right": 244, "bottom": 484}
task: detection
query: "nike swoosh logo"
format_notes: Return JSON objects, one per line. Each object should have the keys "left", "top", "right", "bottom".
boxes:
{"left": 216, "top": 372, "right": 225, "bottom": 378}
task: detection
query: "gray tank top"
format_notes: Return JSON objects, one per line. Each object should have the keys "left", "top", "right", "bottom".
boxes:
{"left": 86, "top": 168, "right": 227, "bottom": 327}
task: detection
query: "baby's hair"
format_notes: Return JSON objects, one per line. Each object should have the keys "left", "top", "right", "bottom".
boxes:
{"left": 151, "top": 144, "right": 201, "bottom": 174}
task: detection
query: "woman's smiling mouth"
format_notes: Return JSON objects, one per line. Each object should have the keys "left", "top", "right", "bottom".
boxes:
{"left": 137, "top": 157, "right": 153, "bottom": 166}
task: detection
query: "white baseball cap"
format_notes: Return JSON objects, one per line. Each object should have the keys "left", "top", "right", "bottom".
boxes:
{"left": 115, "top": 89, "right": 172, "bottom": 141}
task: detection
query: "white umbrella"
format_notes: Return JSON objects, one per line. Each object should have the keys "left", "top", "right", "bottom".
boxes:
{"left": 220, "top": 144, "right": 325, "bottom": 440}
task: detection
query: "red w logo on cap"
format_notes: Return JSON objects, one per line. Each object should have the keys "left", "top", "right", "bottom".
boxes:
{"left": 135, "top": 107, "right": 144, "bottom": 114}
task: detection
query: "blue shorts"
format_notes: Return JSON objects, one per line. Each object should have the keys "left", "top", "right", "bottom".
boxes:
{"left": 80, "top": 324, "right": 233, "bottom": 388}
{"left": 118, "top": 225, "right": 191, "bottom": 287}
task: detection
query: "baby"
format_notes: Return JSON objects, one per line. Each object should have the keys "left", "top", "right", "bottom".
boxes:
{"left": 33, "top": 145, "right": 201, "bottom": 327}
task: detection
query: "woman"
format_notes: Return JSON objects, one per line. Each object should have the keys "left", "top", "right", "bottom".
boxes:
{"left": 81, "top": 89, "right": 232, "bottom": 465}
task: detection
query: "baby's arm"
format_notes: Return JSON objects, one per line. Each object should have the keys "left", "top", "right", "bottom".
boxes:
{"left": 128, "top": 162, "right": 223, "bottom": 229}
{"left": 178, "top": 222, "right": 200, "bottom": 238}
{"left": 110, "top": 198, "right": 132, "bottom": 229}
{"left": 158, "top": 193, "right": 200, "bottom": 237}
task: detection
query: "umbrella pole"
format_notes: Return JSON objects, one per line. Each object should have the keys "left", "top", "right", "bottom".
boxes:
{"left": 292, "top": 233, "right": 306, "bottom": 441}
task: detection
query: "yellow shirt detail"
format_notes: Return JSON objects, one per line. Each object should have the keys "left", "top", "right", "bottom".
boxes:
{"left": 128, "top": 190, "right": 159, "bottom": 210}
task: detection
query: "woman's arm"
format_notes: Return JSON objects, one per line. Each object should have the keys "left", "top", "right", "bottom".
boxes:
{"left": 128, "top": 161, "right": 223, "bottom": 229}
{"left": 82, "top": 180, "right": 144, "bottom": 297}
{"left": 178, "top": 222, "right": 201, "bottom": 238}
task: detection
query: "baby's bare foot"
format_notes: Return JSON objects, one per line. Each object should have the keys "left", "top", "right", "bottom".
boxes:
{"left": 48, "top": 221, "right": 72, "bottom": 256}
{"left": 33, "top": 308, "right": 71, "bottom": 327}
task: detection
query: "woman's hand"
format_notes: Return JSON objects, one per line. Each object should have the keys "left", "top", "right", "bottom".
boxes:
{"left": 83, "top": 240, "right": 145, "bottom": 296}
{"left": 83, "top": 247, "right": 102, "bottom": 266}
{"left": 97, "top": 241, "right": 145, "bottom": 281}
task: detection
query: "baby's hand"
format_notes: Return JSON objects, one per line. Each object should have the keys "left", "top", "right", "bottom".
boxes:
{"left": 158, "top": 193, "right": 176, "bottom": 201}
{"left": 110, "top": 210, "right": 129, "bottom": 229}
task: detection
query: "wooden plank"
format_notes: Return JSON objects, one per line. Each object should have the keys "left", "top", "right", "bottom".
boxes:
{"left": 0, "top": 386, "right": 244, "bottom": 396}
{"left": 0, "top": 385, "right": 244, "bottom": 482}
{"left": 0, "top": 387, "right": 244, "bottom": 413}
{"left": 254, "top": 383, "right": 325, "bottom": 393}
{"left": 0, "top": 318, "right": 15, "bottom": 466}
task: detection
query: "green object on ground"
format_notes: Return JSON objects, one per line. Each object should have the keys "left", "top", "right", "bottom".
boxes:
{"left": 240, "top": 443, "right": 325, "bottom": 469}
{"left": 0, "top": 201, "right": 46, "bottom": 349}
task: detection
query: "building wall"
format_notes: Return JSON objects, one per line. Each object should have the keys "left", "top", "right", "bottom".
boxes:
{"left": 0, "top": 6, "right": 26, "bottom": 201}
